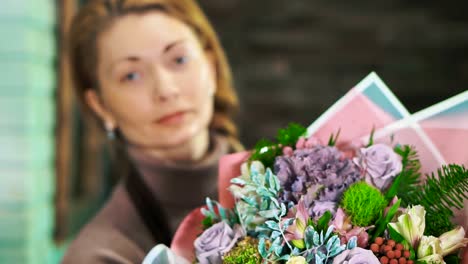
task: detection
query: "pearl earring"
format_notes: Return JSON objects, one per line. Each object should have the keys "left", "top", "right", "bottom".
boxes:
{"left": 104, "top": 122, "right": 116, "bottom": 141}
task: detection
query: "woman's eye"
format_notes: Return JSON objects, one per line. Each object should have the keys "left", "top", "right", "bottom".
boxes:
{"left": 122, "top": 72, "right": 141, "bottom": 82}
{"left": 174, "top": 56, "right": 188, "bottom": 65}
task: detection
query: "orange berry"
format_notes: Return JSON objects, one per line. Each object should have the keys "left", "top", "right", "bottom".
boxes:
{"left": 380, "top": 245, "right": 386, "bottom": 253}
{"left": 394, "top": 250, "right": 402, "bottom": 258}
{"left": 380, "top": 256, "right": 389, "bottom": 264}
{"left": 387, "top": 240, "right": 396, "bottom": 248}
{"left": 375, "top": 237, "right": 384, "bottom": 245}
{"left": 407, "top": 261, "right": 414, "bottom": 264}
{"left": 399, "top": 257, "right": 407, "bottom": 264}
{"left": 371, "top": 243, "right": 380, "bottom": 253}
{"left": 395, "top": 244, "right": 404, "bottom": 251}
{"left": 384, "top": 245, "right": 393, "bottom": 252}
{"left": 386, "top": 251, "right": 395, "bottom": 259}
{"left": 403, "top": 250, "right": 410, "bottom": 258}
{"left": 390, "top": 259, "right": 398, "bottom": 264}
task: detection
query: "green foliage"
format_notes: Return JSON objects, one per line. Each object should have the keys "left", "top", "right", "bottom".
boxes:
{"left": 327, "top": 128, "right": 341, "bottom": 146}
{"left": 249, "top": 139, "right": 282, "bottom": 169}
{"left": 201, "top": 198, "right": 238, "bottom": 229}
{"left": 370, "top": 198, "right": 401, "bottom": 241}
{"left": 385, "top": 145, "right": 421, "bottom": 205}
{"left": 443, "top": 254, "right": 460, "bottom": 264}
{"left": 276, "top": 123, "right": 307, "bottom": 147}
{"left": 202, "top": 216, "right": 213, "bottom": 230}
{"left": 366, "top": 127, "right": 376, "bottom": 147}
{"left": 250, "top": 123, "right": 306, "bottom": 168}
{"left": 316, "top": 211, "right": 332, "bottom": 233}
{"left": 223, "top": 237, "right": 262, "bottom": 264}
{"left": 341, "top": 182, "right": 387, "bottom": 227}
{"left": 409, "top": 165, "right": 468, "bottom": 236}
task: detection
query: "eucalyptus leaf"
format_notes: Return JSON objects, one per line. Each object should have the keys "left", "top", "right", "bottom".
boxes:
{"left": 271, "top": 230, "right": 281, "bottom": 239}
{"left": 324, "top": 225, "right": 334, "bottom": 241}
{"left": 258, "top": 209, "right": 280, "bottom": 218}
{"left": 326, "top": 236, "right": 340, "bottom": 252}
{"left": 347, "top": 236, "right": 357, "bottom": 249}
{"left": 305, "top": 227, "right": 315, "bottom": 249}
{"left": 230, "top": 177, "right": 246, "bottom": 185}
{"left": 313, "top": 230, "right": 320, "bottom": 246}
{"left": 265, "top": 220, "right": 279, "bottom": 231}
{"left": 315, "top": 253, "right": 325, "bottom": 264}
{"left": 280, "top": 203, "right": 287, "bottom": 217}
{"left": 258, "top": 238, "right": 268, "bottom": 258}
{"left": 257, "top": 186, "right": 272, "bottom": 197}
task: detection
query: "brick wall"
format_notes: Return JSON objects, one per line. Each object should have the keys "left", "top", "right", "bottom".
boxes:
{"left": 0, "top": 1, "right": 56, "bottom": 263}
{"left": 199, "top": 0, "right": 468, "bottom": 147}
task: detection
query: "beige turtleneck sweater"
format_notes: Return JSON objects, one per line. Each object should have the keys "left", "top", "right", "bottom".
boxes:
{"left": 61, "top": 134, "right": 229, "bottom": 264}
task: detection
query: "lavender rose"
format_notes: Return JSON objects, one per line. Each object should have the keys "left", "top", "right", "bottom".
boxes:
{"left": 332, "top": 247, "right": 380, "bottom": 264}
{"left": 354, "top": 144, "right": 402, "bottom": 190}
{"left": 194, "top": 221, "right": 243, "bottom": 264}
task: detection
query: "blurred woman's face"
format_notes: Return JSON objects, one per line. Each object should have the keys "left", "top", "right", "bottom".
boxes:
{"left": 88, "top": 12, "right": 216, "bottom": 150}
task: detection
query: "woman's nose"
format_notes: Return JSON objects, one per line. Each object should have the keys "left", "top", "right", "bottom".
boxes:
{"left": 151, "top": 68, "right": 180, "bottom": 102}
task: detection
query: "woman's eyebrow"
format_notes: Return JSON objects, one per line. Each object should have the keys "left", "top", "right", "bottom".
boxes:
{"left": 108, "top": 56, "right": 140, "bottom": 74}
{"left": 163, "top": 39, "right": 185, "bottom": 53}
{"left": 108, "top": 39, "right": 187, "bottom": 73}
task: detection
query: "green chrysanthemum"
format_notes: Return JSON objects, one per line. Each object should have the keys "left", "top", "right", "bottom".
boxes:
{"left": 340, "top": 181, "right": 387, "bottom": 227}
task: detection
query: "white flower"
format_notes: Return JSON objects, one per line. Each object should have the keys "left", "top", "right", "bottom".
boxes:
{"left": 388, "top": 205, "right": 425, "bottom": 248}
{"left": 417, "top": 236, "right": 443, "bottom": 259}
{"left": 439, "top": 226, "right": 468, "bottom": 257}
{"left": 417, "top": 253, "right": 445, "bottom": 264}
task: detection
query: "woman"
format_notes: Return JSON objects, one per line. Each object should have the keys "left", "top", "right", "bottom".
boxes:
{"left": 62, "top": 0, "right": 243, "bottom": 263}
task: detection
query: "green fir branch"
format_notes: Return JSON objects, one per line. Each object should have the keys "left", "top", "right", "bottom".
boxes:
{"left": 410, "top": 164, "right": 468, "bottom": 236}
{"left": 385, "top": 145, "right": 421, "bottom": 206}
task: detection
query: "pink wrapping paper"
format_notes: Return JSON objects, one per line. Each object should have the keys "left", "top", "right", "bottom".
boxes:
{"left": 311, "top": 92, "right": 397, "bottom": 144}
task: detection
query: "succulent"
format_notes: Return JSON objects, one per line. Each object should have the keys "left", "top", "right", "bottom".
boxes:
{"left": 229, "top": 161, "right": 287, "bottom": 233}
{"left": 300, "top": 225, "right": 357, "bottom": 264}
{"left": 201, "top": 197, "right": 238, "bottom": 229}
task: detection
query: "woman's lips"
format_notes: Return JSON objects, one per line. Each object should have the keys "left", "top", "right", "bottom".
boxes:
{"left": 156, "top": 111, "right": 187, "bottom": 125}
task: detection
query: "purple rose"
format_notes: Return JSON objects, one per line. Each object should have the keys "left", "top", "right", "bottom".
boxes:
{"left": 332, "top": 248, "right": 380, "bottom": 264}
{"left": 354, "top": 144, "right": 402, "bottom": 190}
{"left": 194, "top": 222, "right": 243, "bottom": 264}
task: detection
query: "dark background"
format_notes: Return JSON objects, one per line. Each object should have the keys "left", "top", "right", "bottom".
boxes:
{"left": 198, "top": 0, "right": 468, "bottom": 147}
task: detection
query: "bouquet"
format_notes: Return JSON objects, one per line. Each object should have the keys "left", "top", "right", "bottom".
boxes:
{"left": 144, "top": 73, "right": 468, "bottom": 264}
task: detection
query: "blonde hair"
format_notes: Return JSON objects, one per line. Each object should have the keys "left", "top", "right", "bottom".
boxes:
{"left": 69, "top": 0, "right": 243, "bottom": 151}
